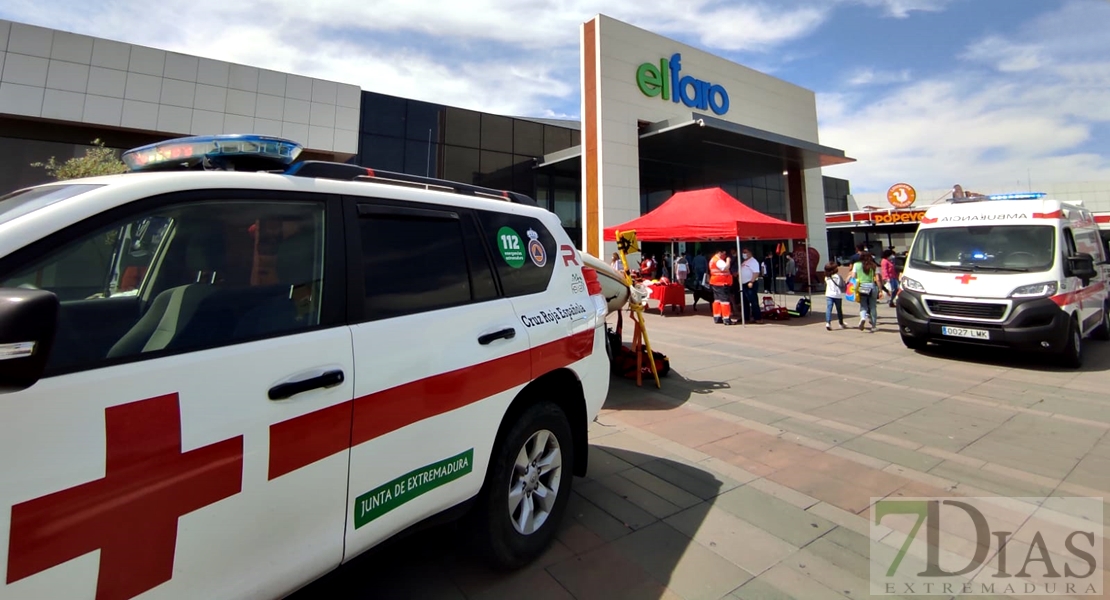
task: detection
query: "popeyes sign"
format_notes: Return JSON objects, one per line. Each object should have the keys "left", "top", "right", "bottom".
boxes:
{"left": 872, "top": 210, "right": 926, "bottom": 224}
{"left": 887, "top": 183, "right": 916, "bottom": 208}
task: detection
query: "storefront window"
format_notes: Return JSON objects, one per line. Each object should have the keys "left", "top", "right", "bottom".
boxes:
{"left": 512, "top": 120, "right": 544, "bottom": 157}
{"left": 445, "top": 107, "right": 481, "bottom": 149}
{"left": 360, "top": 93, "right": 406, "bottom": 138}
{"left": 404, "top": 100, "right": 443, "bottom": 143}
{"left": 480, "top": 115, "right": 513, "bottom": 153}
{"left": 553, "top": 188, "right": 578, "bottom": 229}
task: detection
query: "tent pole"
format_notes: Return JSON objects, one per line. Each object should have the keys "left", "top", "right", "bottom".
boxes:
{"left": 736, "top": 235, "right": 744, "bottom": 326}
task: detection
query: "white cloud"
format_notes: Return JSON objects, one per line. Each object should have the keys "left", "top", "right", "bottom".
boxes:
{"left": 849, "top": 0, "right": 955, "bottom": 18}
{"left": 819, "top": 1, "right": 1110, "bottom": 192}
{"left": 0, "top": 0, "right": 834, "bottom": 118}
{"left": 847, "top": 67, "right": 912, "bottom": 86}
{"left": 962, "top": 37, "right": 1045, "bottom": 72}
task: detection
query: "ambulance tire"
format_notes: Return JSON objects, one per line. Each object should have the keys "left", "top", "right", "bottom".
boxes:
{"left": 1060, "top": 317, "right": 1083, "bottom": 369}
{"left": 1092, "top": 304, "right": 1110, "bottom": 341}
{"left": 469, "top": 401, "right": 574, "bottom": 570}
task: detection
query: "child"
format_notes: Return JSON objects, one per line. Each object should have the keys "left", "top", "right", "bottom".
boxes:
{"left": 823, "top": 261, "right": 847, "bottom": 330}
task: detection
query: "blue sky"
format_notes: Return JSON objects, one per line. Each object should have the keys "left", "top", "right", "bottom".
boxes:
{"left": 2, "top": 0, "right": 1108, "bottom": 192}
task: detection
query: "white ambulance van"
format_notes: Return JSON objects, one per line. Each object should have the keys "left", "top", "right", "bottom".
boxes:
{"left": 896, "top": 193, "right": 1109, "bottom": 367}
{"left": 0, "top": 135, "right": 612, "bottom": 600}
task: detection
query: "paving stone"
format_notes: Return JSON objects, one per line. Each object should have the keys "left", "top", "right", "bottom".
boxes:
{"left": 467, "top": 567, "right": 574, "bottom": 600}
{"left": 768, "top": 466, "right": 877, "bottom": 514}
{"left": 594, "top": 472, "right": 685, "bottom": 520}
{"left": 958, "top": 438, "right": 1079, "bottom": 479}
{"left": 774, "top": 417, "right": 859, "bottom": 446}
{"left": 929, "top": 461, "right": 1056, "bottom": 498}
{"left": 840, "top": 436, "right": 945, "bottom": 472}
{"left": 642, "top": 410, "right": 744, "bottom": 447}
{"left": 638, "top": 457, "right": 742, "bottom": 500}
{"left": 741, "top": 563, "right": 852, "bottom": 600}
{"left": 664, "top": 504, "right": 797, "bottom": 578}
{"left": 561, "top": 490, "right": 635, "bottom": 544}
{"left": 714, "top": 484, "right": 837, "bottom": 547}
{"left": 787, "top": 546, "right": 875, "bottom": 599}
{"left": 714, "top": 399, "right": 791, "bottom": 425}
{"left": 611, "top": 521, "right": 754, "bottom": 600}
{"left": 617, "top": 467, "right": 705, "bottom": 509}
{"left": 546, "top": 544, "right": 660, "bottom": 600}
{"left": 582, "top": 446, "right": 638, "bottom": 481}
{"left": 575, "top": 478, "right": 660, "bottom": 530}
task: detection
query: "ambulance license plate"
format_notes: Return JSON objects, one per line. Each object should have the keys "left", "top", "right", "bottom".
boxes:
{"left": 941, "top": 326, "right": 990, "bottom": 340}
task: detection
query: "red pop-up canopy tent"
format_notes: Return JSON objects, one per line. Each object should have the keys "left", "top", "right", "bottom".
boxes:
{"left": 602, "top": 187, "right": 806, "bottom": 242}
{"left": 603, "top": 187, "right": 811, "bottom": 325}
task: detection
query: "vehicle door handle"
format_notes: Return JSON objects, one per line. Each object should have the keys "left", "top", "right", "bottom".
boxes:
{"left": 268, "top": 369, "right": 345, "bottom": 401}
{"left": 478, "top": 327, "right": 516, "bottom": 345}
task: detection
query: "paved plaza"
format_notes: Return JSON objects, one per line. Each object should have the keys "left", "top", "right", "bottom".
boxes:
{"left": 295, "top": 299, "right": 1110, "bottom": 600}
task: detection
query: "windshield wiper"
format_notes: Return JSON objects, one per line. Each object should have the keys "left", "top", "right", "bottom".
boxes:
{"left": 968, "top": 264, "right": 1030, "bottom": 273}
{"left": 919, "top": 261, "right": 973, "bottom": 271}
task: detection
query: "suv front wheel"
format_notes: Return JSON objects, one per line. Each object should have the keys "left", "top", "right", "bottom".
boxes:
{"left": 470, "top": 401, "right": 574, "bottom": 569}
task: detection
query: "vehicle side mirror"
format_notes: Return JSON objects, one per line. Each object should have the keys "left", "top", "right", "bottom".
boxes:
{"left": 0, "top": 288, "right": 59, "bottom": 392}
{"left": 1067, "top": 253, "right": 1097, "bottom": 282}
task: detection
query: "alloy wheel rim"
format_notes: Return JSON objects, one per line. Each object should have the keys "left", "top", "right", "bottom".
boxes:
{"left": 507, "top": 429, "right": 562, "bottom": 535}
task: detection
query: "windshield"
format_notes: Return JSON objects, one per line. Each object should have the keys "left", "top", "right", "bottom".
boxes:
{"left": 0, "top": 184, "right": 104, "bottom": 227}
{"left": 909, "top": 225, "right": 1056, "bottom": 273}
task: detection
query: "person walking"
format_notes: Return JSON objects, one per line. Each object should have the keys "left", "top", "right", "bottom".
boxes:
{"left": 708, "top": 250, "right": 734, "bottom": 325}
{"left": 762, "top": 252, "right": 774, "bottom": 293}
{"left": 740, "top": 248, "right": 763, "bottom": 324}
{"left": 674, "top": 254, "right": 689, "bottom": 286}
{"left": 693, "top": 251, "right": 708, "bottom": 287}
{"left": 823, "top": 261, "right": 847, "bottom": 330}
{"left": 785, "top": 254, "right": 797, "bottom": 293}
{"left": 881, "top": 249, "right": 899, "bottom": 307}
{"left": 852, "top": 251, "right": 883, "bottom": 332}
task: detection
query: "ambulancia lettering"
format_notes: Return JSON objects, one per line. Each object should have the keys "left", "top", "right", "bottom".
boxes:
{"left": 937, "top": 214, "right": 1028, "bottom": 222}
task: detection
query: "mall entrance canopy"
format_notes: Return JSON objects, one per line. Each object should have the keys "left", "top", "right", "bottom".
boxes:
{"left": 536, "top": 113, "right": 853, "bottom": 175}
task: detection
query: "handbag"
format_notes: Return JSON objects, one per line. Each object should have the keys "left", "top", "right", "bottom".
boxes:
{"left": 859, "top": 281, "right": 876, "bottom": 295}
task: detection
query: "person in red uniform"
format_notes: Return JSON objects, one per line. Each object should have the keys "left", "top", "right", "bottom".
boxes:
{"left": 709, "top": 250, "right": 734, "bottom": 325}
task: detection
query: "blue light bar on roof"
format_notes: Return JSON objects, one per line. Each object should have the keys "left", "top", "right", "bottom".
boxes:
{"left": 122, "top": 134, "right": 303, "bottom": 172}
{"left": 986, "top": 192, "right": 1047, "bottom": 200}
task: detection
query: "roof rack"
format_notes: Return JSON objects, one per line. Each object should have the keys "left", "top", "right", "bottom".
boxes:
{"left": 284, "top": 161, "right": 538, "bottom": 206}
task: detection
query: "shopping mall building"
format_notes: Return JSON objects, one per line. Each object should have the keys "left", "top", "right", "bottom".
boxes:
{"left": 0, "top": 15, "right": 854, "bottom": 262}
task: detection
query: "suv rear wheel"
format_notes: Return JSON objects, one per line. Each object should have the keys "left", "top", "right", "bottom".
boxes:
{"left": 469, "top": 401, "right": 574, "bottom": 569}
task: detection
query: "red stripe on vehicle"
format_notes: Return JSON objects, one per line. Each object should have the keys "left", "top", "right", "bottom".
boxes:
{"left": 1095, "top": 215, "right": 1110, "bottom": 223}
{"left": 267, "top": 330, "right": 595, "bottom": 479}
{"left": 1033, "top": 210, "right": 1062, "bottom": 219}
{"left": 268, "top": 401, "right": 353, "bottom": 480}
{"left": 920, "top": 216, "right": 938, "bottom": 224}
{"left": 1050, "top": 282, "right": 1106, "bottom": 307}
{"left": 365, "top": 168, "right": 375, "bottom": 177}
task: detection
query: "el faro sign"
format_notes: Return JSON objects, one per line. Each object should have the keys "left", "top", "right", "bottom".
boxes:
{"left": 636, "top": 53, "right": 730, "bottom": 116}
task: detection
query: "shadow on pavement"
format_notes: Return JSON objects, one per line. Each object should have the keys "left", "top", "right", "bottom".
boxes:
{"left": 287, "top": 447, "right": 730, "bottom": 600}
{"left": 911, "top": 337, "right": 1110, "bottom": 373}
{"left": 603, "top": 369, "right": 731, "bottom": 412}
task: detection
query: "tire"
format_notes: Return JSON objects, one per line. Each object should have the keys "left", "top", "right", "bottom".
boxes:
{"left": 1092, "top": 304, "right": 1110, "bottom": 341}
{"left": 469, "top": 401, "right": 574, "bottom": 570}
{"left": 1060, "top": 317, "right": 1083, "bottom": 369}
{"left": 901, "top": 333, "right": 926, "bottom": 350}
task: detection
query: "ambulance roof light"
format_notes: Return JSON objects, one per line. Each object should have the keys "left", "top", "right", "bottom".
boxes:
{"left": 122, "top": 134, "right": 302, "bottom": 172}
{"left": 986, "top": 192, "right": 1047, "bottom": 200}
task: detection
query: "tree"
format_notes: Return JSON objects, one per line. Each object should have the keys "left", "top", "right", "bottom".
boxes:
{"left": 31, "top": 138, "right": 128, "bottom": 181}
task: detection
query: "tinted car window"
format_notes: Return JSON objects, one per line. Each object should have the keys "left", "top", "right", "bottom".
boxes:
{"left": 476, "top": 210, "right": 556, "bottom": 297}
{"left": 360, "top": 208, "right": 473, "bottom": 319}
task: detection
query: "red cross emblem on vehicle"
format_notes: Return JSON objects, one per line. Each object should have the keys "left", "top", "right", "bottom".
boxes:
{"left": 6, "top": 394, "right": 244, "bottom": 600}
{"left": 955, "top": 273, "right": 977, "bottom": 284}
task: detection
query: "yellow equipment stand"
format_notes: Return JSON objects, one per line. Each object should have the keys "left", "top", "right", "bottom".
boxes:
{"left": 615, "top": 230, "right": 661, "bottom": 389}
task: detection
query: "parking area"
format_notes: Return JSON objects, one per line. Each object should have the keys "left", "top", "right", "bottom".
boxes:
{"left": 294, "top": 301, "right": 1110, "bottom": 600}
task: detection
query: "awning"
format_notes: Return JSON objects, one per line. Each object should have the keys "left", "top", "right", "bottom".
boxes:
{"left": 639, "top": 114, "right": 853, "bottom": 170}
{"left": 537, "top": 113, "right": 854, "bottom": 172}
